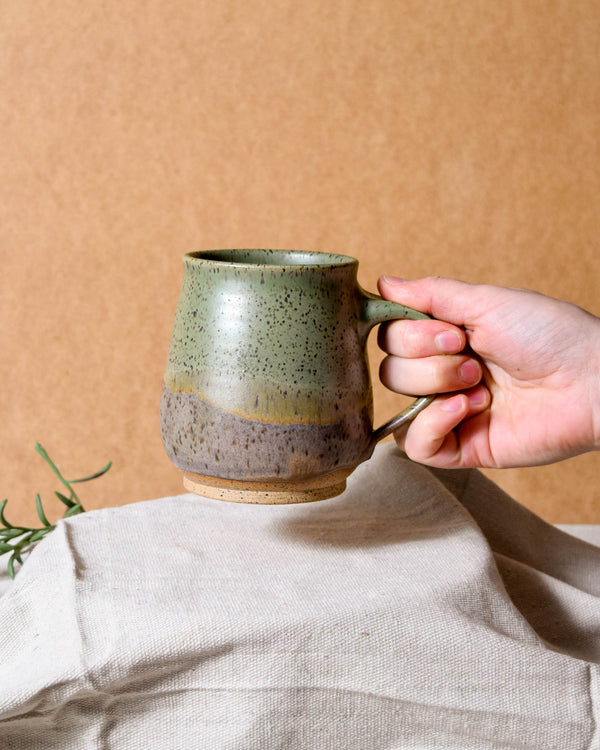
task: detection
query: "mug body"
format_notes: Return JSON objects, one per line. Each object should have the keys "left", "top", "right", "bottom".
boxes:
{"left": 159, "top": 249, "right": 375, "bottom": 501}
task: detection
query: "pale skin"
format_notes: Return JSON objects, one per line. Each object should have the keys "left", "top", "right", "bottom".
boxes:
{"left": 377, "top": 276, "right": 600, "bottom": 470}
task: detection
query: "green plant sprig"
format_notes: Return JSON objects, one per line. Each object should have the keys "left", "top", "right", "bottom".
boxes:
{"left": 0, "top": 443, "right": 112, "bottom": 579}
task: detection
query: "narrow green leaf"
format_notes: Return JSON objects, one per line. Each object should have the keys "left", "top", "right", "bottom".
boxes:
{"left": 68, "top": 461, "right": 113, "bottom": 484}
{"left": 7, "top": 554, "right": 17, "bottom": 579}
{"left": 35, "top": 442, "right": 71, "bottom": 492}
{"left": 35, "top": 493, "right": 52, "bottom": 527}
{"left": 55, "top": 491, "right": 75, "bottom": 508}
{"left": 29, "top": 529, "right": 49, "bottom": 543}
{"left": 0, "top": 529, "right": 26, "bottom": 541}
{"left": 0, "top": 542, "right": 15, "bottom": 553}
{"left": 34, "top": 442, "right": 49, "bottom": 460}
{"left": 64, "top": 505, "right": 84, "bottom": 518}
{"left": 0, "top": 499, "right": 13, "bottom": 529}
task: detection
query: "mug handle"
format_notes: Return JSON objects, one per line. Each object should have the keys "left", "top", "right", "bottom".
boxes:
{"left": 361, "top": 291, "right": 437, "bottom": 444}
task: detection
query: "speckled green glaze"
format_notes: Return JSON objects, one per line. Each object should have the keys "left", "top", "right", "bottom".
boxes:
{"left": 160, "top": 250, "right": 433, "bottom": 491}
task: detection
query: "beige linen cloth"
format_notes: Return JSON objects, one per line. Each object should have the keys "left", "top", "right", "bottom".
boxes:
{"left": 1, "top": 443, "right": 600, "bottom": 749}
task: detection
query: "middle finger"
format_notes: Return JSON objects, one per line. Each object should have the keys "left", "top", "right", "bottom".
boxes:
{"left": 380, "top": 354, "right": 482, "bottom": 395}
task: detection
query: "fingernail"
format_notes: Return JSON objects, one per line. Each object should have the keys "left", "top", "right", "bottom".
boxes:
{"left": 441, "top": 395, "right": 465, "bottom": 412}
{"left": 435, "top": 330, "right": 462, "bottom": 353}
{"left": 380, "top": 275, "right": 407, "bottom": 285}
{"left": 459, "top": 359, "right": 482, "bottom": 385}
{"left": 468, "top": 386, "right": 489, "bottom": 408}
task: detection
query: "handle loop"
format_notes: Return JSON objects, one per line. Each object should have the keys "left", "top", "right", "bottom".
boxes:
{"left": 361, "top": 293, "right": 437, "bottom": 445}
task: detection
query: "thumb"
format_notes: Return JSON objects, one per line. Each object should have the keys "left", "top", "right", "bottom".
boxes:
{"left": 377, "top": 276, "right": 489, "bottom": 330}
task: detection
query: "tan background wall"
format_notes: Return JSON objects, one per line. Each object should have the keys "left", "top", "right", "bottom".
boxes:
{"left": 1, "top": 1, "right": 599, "bottom": 527}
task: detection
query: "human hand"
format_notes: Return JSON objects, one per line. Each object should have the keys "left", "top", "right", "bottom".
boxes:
{"left": 377, "top": 276, "right": 600, "bottom": 469}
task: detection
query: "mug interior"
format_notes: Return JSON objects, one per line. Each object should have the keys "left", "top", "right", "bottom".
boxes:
{"left": 186, "top": 249, "right": 356, "bottom": 268}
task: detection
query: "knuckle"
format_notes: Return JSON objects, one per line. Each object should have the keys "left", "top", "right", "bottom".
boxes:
{"left": 403, "top": 324, "right": 424, "bottom": 355}
{"left": 392, "top": 320, "right": 431, "bottom": 357}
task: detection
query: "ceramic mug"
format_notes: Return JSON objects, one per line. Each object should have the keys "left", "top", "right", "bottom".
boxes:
{"left": 160, "top": 249, "right": 435, "bottom": 503}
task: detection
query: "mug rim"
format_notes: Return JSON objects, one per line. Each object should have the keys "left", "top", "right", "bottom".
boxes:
{"left": 184, "top": 249, "right": 358, "bottom": 269}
